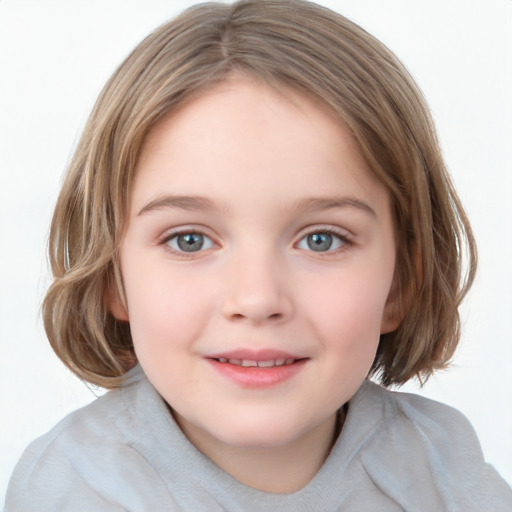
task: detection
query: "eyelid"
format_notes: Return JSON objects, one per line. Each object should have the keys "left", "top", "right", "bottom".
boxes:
{"left": 294, "top": 225, "right": 353, "bottom": 253}
{"left": 295, "top": 224, "right": 352, "bottom": 241}
{"left": 158, "top": 226, "right": 220, "bottom": 256}
{"left": 156, "top": 224, "right": 353, "bottom": 257}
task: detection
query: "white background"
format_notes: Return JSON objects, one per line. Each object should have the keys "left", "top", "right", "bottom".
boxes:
{"left": 1, "top": 0, "right": 511, "bottom": 503}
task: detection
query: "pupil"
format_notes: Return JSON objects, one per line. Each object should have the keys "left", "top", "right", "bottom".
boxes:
{"left": 308, "top": 233, "right": 332, "bottom": 252}
{"left": 177, "top": 233, "right": 204, "bottom": 252}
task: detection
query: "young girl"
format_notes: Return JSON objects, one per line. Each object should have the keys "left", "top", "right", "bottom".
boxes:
{"left": 5, "top": 0, "right": 512, "bottom": 509}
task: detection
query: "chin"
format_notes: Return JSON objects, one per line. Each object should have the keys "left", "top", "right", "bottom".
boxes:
{"left": 221, "top": 431, "right": 299, "bottom": 450}
{"left": 211, "top": 417, "right": 319, "bottom": 449}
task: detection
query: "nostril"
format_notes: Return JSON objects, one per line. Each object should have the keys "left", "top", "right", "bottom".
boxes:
{"left": 227, "top": 311, "right": 284, "bottom": 323}
{"left": 222, "top": 293, "right": 293, "bottom": 323}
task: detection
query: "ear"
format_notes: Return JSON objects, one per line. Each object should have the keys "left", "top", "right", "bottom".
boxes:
{"left": 105, "top": 283, "right": 129, "bottom": 322}
{"left": 380, "top": 291, "right": 402, "bottom": 334}
{"left": 380, "top": 272, "right": 406, "bottom": 335}
{"left": 381, "top": 246, "right": 422, "bottom": 334}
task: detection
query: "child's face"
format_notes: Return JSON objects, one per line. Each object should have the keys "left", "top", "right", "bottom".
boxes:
{"left": 113, "top": 78, "right": 398, "bottom": 452}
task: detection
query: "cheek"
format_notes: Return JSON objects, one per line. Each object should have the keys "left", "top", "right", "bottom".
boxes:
{"left": 306, "top": 268, "right": 392, "bottom": 331}
{"left": 300, "top": 264, "right": 393, "bottom": 372}
{"left": 310, "top": 281, "right": 386, "bottom": 390}
{"left": 122, "top": 262, "right": 214, "bottom": 352}
{"left": 123, "top": 269, "right": 215, "bottom": 394}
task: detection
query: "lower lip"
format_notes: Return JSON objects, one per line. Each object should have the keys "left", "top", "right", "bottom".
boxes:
{"left": 207, "top": 359, "right": 307, "bottom": 388}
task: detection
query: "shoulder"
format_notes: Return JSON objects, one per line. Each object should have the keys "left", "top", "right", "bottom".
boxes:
{"left": 348, "top": 380, "right": 483, "bottom": 460}
{"left": 5, "top": 387, "right": 126, "bottom": 509}
{"left": 349, "top": 380, "right": 486, "bottom": 474}
{"left": 4, "top": 371, "right": 176, "bottom": 511}
{"left": 354, "top": 379, "right": 475, "bottom": 430}
{"left": 367, "top": 380, "right": 481, "bottom": 446}
{"left": 347, "top": 381, "right": 512, "bottom": 510}
{"left": 16, "top": 379, "right": 136, "bottom": 458}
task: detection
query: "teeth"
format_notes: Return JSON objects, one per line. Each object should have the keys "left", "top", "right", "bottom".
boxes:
{"left": 257, "top": 360, "right": 275, "bottom": 368}
{"left": 216, "top": 357, "right": 297, "bottom": 368}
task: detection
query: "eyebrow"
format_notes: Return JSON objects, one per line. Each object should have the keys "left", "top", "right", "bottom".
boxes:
{"left": 137, "top": 194, "right": 376, "bottom": 217}
{"left": 292, "top": 196, "right": 376, "bottom": 217}
{"left": 138, "top": 195, "right": 221, "bottom": 216}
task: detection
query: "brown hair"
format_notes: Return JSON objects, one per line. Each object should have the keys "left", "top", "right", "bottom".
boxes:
{"left": 43, "top": 0, "right": 477, "bottom": 388}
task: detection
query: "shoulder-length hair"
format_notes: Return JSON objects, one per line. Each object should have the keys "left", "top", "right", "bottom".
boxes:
{"left": 43, "top": 0, "right": 477, "bottom": 388}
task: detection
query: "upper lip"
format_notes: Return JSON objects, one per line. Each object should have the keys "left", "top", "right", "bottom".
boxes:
{"left": 206, "top": 349, "right": 307, "bottom": 362}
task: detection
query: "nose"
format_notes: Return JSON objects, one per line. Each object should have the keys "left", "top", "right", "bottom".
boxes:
{"left": 221, "top": 250, "right": 294, "bottom": 325}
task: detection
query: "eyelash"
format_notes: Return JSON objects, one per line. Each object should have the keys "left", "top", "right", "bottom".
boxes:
{"left": 296, "top": 227, "right": 352, "bottom": 256}
{"left": 159, "top": 228, "right": 217, "bottom": 258}
{"left": 158, "top": 226, "right": 352, "bottom": 258}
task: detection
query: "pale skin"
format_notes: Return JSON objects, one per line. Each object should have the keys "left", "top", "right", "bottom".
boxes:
{"left": 109, "top": 77, "right": 400, "bottom": 493}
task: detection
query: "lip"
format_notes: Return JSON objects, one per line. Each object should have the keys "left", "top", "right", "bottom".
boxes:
{"left": 207, "top": 349, "right": 304, "bottom": 361}
{"left": 205, "top": 349, "right": 309, "bottom": 388}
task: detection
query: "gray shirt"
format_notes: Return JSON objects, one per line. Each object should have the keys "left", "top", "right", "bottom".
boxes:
{"left": 5, "top": 368, "right": 512, "bottom": 511}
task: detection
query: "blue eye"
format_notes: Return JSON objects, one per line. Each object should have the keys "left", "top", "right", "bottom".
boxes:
{"left": 297, "top": 231, "right": 346, "bottom": 252}
{"left": 166, "top": 232, "right": 215, "bottom": 253}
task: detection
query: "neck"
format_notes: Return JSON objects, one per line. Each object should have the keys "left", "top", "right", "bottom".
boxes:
{"left": 174, "top": 410, "right": 343, "bottom": 494}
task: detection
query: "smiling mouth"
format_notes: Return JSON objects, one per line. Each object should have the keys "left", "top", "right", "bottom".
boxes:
{"left": 207, "top": 354, "right": 308, "bottom": 387}
{"left": 213, "top": 357, "right": 302, "bottom": 368}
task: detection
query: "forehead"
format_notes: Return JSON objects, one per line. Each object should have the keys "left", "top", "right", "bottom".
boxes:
{"left": 131, "top": 77, "right": 388, "bottom": 215}
{"left": 139, "top": 78, "right": 349, "bottom": 161}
